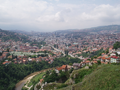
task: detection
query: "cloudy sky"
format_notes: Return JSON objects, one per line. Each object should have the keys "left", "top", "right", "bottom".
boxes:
{"left": 0, "top": 0, "right": 120, "bottom": 32}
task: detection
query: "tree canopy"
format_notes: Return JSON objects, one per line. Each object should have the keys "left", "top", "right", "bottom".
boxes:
{"left": 113, "top": 41, "right": 120, "bottom": 50}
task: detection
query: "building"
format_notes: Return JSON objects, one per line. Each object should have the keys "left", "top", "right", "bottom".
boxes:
{"left": 55, "top": 65, "right": 68, "bottom": 73}
{"left": 110, "top": 56, "right": 120, "bottom": 63}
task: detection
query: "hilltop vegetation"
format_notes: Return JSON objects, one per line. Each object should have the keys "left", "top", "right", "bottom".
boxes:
{"left": 0, "top": 29, "right": 30, "bottom": 42}
{"left": 113, "top": 41, "right": 120, "bottom": 50}
{"left": 58, "top": 64, "right": 120, "bottom": 90}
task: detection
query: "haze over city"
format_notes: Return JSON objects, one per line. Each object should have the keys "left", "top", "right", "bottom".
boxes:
{"left": 0, "top": 0, "right": 120, "bottom": 31}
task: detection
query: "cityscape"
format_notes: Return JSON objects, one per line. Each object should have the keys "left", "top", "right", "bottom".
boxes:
{"left": 1, "top": 0, "right": 120, "bottom": 90}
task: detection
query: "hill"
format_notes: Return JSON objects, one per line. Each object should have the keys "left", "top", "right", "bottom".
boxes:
{"left": 58, "top": 64, "right": 120, "bottom": 90}
{"left": 0, "top": 29, "right": 30, "bottom": 42}
{"left": 54, "top": 25, "right": 120, "bottom": 33}
{"left": 82, "top": 25, "right": 120, "bottom": 33}
{"left": 9, "top": 30, "right": 30, "bottom": 34}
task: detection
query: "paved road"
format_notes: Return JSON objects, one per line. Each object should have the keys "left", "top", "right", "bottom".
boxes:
{"left": 51, "top": 46, "right": 66, "bottom": 56}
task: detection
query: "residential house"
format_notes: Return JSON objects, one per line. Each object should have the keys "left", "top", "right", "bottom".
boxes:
{"left": 105, "top": 57, "right": 111, "bottom": 63}
{"left": 110, "top": 53, "right": 116, "bottom": 56}
{"left": 67, "top": 65, "right": 72, "bottom": 71}
{"left": 72, "top": 63, "right": 81, "bottom": 69}
{"left": 2, "top": 60, "right": 11, "bottom": 65}
{"left": 40, "top": 79, "right": 44, "bottom": 86}
{"left": 85, "top": 60, "right": 91, "bottom": 65}
{"left": 110, "top": 56, "right": 120, "bottom": 63}
{"left": 81, "top": 62, "right": 86, "bottom": 67}
{"left": 55, "top": 65, "right": 68, "bottom": 73}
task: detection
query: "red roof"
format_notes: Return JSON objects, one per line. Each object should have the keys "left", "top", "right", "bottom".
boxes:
{"left": 106, "top": 57, "right": 111, "bottom": 60}
{"left": 40, "top": 79, "right": 44, "bottom": 83}
{"left": 111, "top": 56, "right": 118, "bottom": 59}
{"left": 57, "top": 65, "right": 67, "bottom": 71}
{"left": 102, "top": 57, "right": 106, "bottom": 60}
{"left": 61, "top": 65, "right": 67, "bottom": 69}
{"left": 85, "top": 60, "right": 90, "bottom": 63}
{"left": 57, "top": 67, "right": 63, "bottom": 71}
{"left": 93, "top": 61, "right": 97, "bottom": 63}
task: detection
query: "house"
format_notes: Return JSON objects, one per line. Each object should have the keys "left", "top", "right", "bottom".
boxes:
{"left": 110, "top": 53, "right": 116, "bottom": 56}
{"left": 2, "top": 60, "right": 11, "bottom": 65}
{"left": 85, "top": 60, "right": 91, "bottom": 65}
{"left": 92, "top": 60, "right": 98, "bottom": 64}
{"left": 8, "top": 55, "right": 12, "bottom": 59}
{"left": 101, "top": 57, "right": 106, "bottom": 62}
{"left": 72, "top": 63, "right": 81, "bottom": 69}
{"left": 117, "top": 52, "right": 120, "bottom": 55}
{"left": 55, "top": 65, "right": 68, "bottom": 73}
{"left": 40, "top": 79, "right": 44, "bottom": 86}
{"left": 81, "top": 62, "right": 86, "bottom": 67}
{"left": 67, "top": 65, "right": 72, "bottom": 71}
{"left": 105, "top": 57, "right": 111, "bottom": 63}
{"left": 110, "top": 56, "right": 120, "bottom": 63}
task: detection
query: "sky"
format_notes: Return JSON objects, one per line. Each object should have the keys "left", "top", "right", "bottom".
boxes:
{"left": 0, "top": 0, "right": 120, "bottom": 32}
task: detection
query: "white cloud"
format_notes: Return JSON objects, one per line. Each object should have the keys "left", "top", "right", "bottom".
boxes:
{"left": 0, "top": 0, "right": 120, "bottom": 31}
{"left": 55, "top": 0, "right": 59, "bottom": 1}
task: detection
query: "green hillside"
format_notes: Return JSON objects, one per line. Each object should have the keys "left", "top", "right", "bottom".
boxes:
{"left": 0, "top": 29, "right": 30, "bottom": 42}
{"left": 59, "top": 64, "right": 120, "bottom": 90}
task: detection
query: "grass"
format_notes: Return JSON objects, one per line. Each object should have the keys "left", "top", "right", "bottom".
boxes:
{"left": 71, "top": 64, "right": 98, "bottom": 84}
{"left": 28, "top": 72, "right": 45, "bottom": 87}
{"left": 58, "top": 64, "right": 120, "bottom": 90}
{"left": 76, "top": 64, "right": 120, "bottom": 90}
{"left": 21, "top": 86, "right": 28, "bottom": 90}
{"left": 43, "top": 82, "right": 68, "bottom": 90}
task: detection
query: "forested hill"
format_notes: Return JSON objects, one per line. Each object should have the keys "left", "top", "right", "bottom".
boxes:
{"left": 0, "top": 29, "right": 30, "bottom": 42}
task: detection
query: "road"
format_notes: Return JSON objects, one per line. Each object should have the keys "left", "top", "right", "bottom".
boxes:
{"left": 51, "top": 46, "right": 66, "bottom": 56}
{"left": 51, "top": 46, "right": 77, "bottom": 58}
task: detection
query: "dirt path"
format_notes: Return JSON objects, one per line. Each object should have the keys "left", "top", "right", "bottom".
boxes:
{"left": 15, "top": 67, "right": 56, "bottom": 90}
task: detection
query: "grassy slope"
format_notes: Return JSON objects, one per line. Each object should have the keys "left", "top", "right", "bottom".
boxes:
{"left": 59, "top": 64, "right": 120, "bottom": 90}
{"left": 28, "top": 72, "right": 45, "bottom": 87}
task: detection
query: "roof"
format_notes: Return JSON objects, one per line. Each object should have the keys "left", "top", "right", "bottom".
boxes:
{"left": 85, "top": 60, "right": 90, "bottom": 63}
{"left": 93, "top": 61, "right": 97, "bottom": 63}
{"left": 97, "top": 56, "right": 102, "bottom": 59}
{"left": 61, "top": 65, "right": 67, "bottom": 69}
{"left": 106, "top": 57, "right": 111, "bottom": 60}
{"left": 73, "top": 63, "right": 81, "bottom": 67}
{"left": 56, "top": 67, "right": 63, "bottom": 71}
{"left": 2, "top": 61, "right": 11, "bottom": 65}
{"left": 40, "top": 79, "right": 44, "bottom": 83}
{"left": 111, "top": 56, "right": 118, "bottom": 59}
{"left": 56, "top": 65, "right": 67, "bottom": 71}
{"left": 102, "top": 57, "right": 106, "bottom": 60}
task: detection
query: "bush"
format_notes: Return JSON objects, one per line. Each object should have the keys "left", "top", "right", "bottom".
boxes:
{"left": 97, "top": 61, "right": 101, "bottom": 65}
{"left": 57, "top": 84, "right": 68, "bottom": 89}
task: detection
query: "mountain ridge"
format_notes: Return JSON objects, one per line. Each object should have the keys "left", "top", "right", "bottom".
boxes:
{"left": 54, "top": 25, "right": 120, "bottom": 33}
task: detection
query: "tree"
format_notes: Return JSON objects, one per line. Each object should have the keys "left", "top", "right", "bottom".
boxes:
{"left": 69, "top": 63, "right": 72, "bottom": 66}
{"left": 97, "top": 61, "right": 101, "bottom": 65}
{"left": 65, "top": 50, "right": 69, "bottom": 56}
{"left": 105, "top": 48, "right": 109, "bottom": 54}
{"left": 113, "top": 41, "right": 120, "bottom": 50}
{"left": 7, "top": 48, "right": 9, "bottom": 52}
